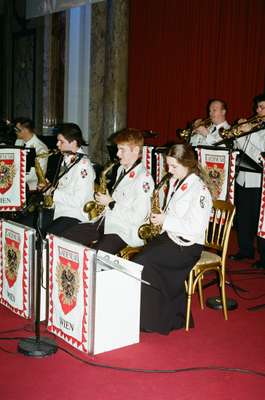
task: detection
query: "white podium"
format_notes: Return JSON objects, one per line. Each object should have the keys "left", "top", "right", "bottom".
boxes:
{"left": 89, "top": 250, "right": 143, "bottom": 354}
{"left": 47, "top": 235, "right": 143, "bottom": 355}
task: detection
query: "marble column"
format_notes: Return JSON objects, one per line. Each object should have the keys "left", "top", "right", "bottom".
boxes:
{"left": 42, "top": 12, "right": 66, "bottom": 133}
{"left": 89, "top": 1, "right": 107, "bottom": 162}
{"left": 89, "top": 0, "right": 129, "bottom": 163}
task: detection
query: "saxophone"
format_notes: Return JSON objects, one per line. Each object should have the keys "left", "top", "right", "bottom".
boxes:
{"left": 138, "top": 173, "right": 170, "bottom": 242}
{"left": 34, "top": 150, "right": 60, "bottom": 208}
{"left": 83, "top": 161, "right": 117, "bottom": 220}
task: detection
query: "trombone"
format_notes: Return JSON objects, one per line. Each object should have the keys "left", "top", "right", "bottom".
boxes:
{"left": 219, "top": 115, "right": 265, "bottom": 140}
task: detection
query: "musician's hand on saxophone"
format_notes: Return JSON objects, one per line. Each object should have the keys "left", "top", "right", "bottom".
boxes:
{"left": 37, "top": 178, "right": 50, "bottom": 191}
{"left": 44, "top": 184, "right": 55, "bottom": 196}
{"left": 94, "top": 191, "right": 113, "bottom": 206}
{"left": 150, "top": 211, "right": 165, "bottom": 226}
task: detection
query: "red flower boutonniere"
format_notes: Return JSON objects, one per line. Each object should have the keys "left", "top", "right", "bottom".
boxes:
{"left": 129, "top": 171, "right": 135, "bottom": 178}
{"left": 80, "top": 169, "right": 88, "bottom": 179}
{"left": 181, "top": 183, "right": 188, "bottom": 191}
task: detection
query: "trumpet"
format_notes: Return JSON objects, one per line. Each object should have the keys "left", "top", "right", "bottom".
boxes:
{"left": 178, "top": 117, "right": 211, "bottom": 141}
{"left": 219, "top": 115, "right": 265, "bottom": 139}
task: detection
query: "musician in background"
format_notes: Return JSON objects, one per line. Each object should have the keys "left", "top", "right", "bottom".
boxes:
{"left": 229, "top": 93, "right": 265, "bottom": 269}
{"left": 133, "top": 144, "right": 213, "bottom": 334}
{"left": 190, "top": 99, "right": 230, "bottom": 146}
{"left": 0, "top": 119, "right": 17, "bottom": 145}
{"left": 44, "top": 123, "right": 95, "bottom": 235}
{"left": 15, "top": 118, "right": 48, "bottom": 191}
{"left": 62, "top": 129, "right": 154, "bottom": 254}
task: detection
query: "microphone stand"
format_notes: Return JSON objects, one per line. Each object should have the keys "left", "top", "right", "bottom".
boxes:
{"left": 17, "top": 203, "right": 57, "bottom": 357}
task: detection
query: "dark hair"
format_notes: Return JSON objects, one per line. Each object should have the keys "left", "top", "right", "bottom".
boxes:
{"left": 207, "top": 99, "right": 227, "bottom": 111}
{"left": 55, "top": 123, "right": 85, "bottom": 147}
{"left": 113, "top": 128, "right": 144, "bottom": 148}
{"left": 15, "top": 117, "right": 35, "bottom": 132}
{"left": 167, "top": 143, "right": 199, "bottom": 174}
{"left": 166, "top": 143, "right": 215, "bottom": 197}
{"left": 253, "top": 93, "right": 265, "bottom": 109}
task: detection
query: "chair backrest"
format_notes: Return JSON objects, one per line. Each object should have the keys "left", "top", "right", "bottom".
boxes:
{"left": 205, "top": 200, "right": 236, "bottom": 267}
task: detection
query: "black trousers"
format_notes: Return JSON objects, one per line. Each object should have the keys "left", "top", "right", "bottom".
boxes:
{"left": 61, "top": 220, "right": 127, "bottom": 255}
{"left": 235, "top": 183, "right": 262, "bottom": 258}
{"left": 45, "top": 216, "right": 81, "bottom": 236}
{"left": 132, "top": 232, "right": 203, "bottom": 334}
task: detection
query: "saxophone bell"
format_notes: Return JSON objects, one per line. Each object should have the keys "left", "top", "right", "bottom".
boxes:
{"left": 138, "top": 173, "right": 171, "bottom": 242}
{"left": 84, "top": 161, "right": 117, "bottom": 220}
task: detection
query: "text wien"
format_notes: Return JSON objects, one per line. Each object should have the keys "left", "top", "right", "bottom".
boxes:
{"left": 59, "top": 317, "right": 74, "bottom": 332}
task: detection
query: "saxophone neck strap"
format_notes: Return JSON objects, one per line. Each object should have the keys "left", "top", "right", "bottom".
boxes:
{"left": 163, "top": 174, "right": 190, "bottom": 212}
{"left": 111, "top": 158, "right": 141, "bottom": 194}
{"left": 41, "top": 153, "right": 82, "bottom": 194}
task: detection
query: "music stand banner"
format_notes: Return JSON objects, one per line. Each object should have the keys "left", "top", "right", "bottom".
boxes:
{"left": 257, "top": 156, "right": 265, "bottom": 238}
{"left": 47, "top": 235, "right": 95, "bottom": 353}
{"left": 0, "top": 220, "right": 34, "bottom": 318}
{"left": 142, "top": 145, "right": 165, "bottom": 185}
{"left": 142, "top": 146, "right": 153, "bottom": 177}
{"left": 197, "top": 147, "right": 237, "bottom": 203}
{"left": 0, "top": 148, "right": 26, "bottom": 211}
{"left": 154, "top": 151, "right": 165, "bottom": 185}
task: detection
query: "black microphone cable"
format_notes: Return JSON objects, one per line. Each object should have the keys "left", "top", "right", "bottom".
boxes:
{"left": 0, "top": 334, "right": 264, "bottom": 378}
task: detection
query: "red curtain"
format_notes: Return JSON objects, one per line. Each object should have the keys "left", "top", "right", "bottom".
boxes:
{"left": 127, "top": 0, "right": 265, "bottom": 146}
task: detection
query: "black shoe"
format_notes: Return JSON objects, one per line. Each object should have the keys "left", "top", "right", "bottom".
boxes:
{"left": 251, "top": 261, "right": 265, "bottom": 270}
{"left": 229, "top": 253, "right": 254, "bottom": 261}
{"left": 141, "top": 328, "right": 154, "bottom": 333}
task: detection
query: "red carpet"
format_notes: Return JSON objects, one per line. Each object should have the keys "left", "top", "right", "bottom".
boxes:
{"left": 1, "top": 230, "right": 265, "bottom": 400}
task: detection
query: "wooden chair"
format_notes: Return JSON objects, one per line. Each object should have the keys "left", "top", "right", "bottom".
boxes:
{"left": 185, "top": 200, "right": 236, "bottom": 331}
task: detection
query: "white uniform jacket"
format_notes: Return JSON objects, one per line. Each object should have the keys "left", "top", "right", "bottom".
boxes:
{"left": 53, "top": 150, "right": 95, "bottom": 222}
{"left": 16, "top": 134, "right": 48, "bottom": 191}
{"left": 190, "top": 121, "right": 230, "bottom": 147}
{"left": 104, "top": 162, "right": 154, "bottom": 247}
{"left": 162, "top": 173, "right": 212, "bottom": 246}
{"left": 235, "top": 127, "right": 265, "bottom": 188}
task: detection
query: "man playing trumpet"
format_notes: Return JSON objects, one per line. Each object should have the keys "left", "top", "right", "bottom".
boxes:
{"left": 190, "top": 99, "right": 230, "bottom": 146}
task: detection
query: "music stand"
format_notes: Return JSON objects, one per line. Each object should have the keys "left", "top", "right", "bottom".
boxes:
{"left": 0, "top": 145, "right": 36, "bottom": 170}
{"left": 194, "top": 146, "right": 241, "bottom": 311}
{"left": 207, "top": 149, "right": 263, "bottom": 311}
